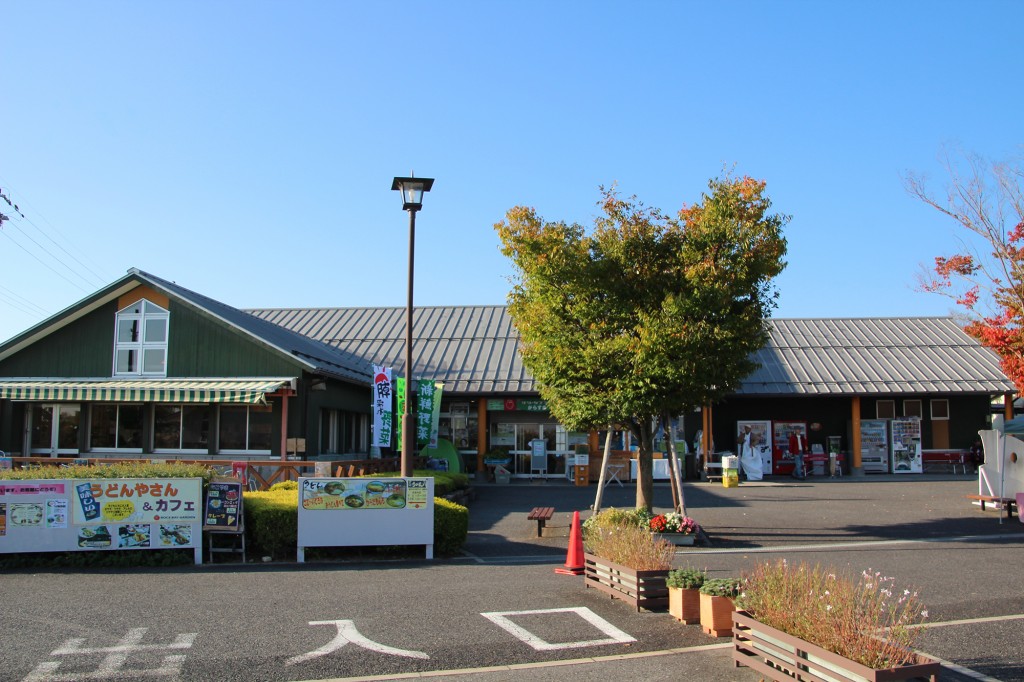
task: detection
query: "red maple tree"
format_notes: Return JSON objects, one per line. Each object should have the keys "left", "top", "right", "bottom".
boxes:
{"left": 905, "top": 149, "right": 1024, "bottom": 391}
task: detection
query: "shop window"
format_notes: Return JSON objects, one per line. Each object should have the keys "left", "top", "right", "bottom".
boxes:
{"left": 219, "top": 405, "right": 273, "bottom": 453}
{"left": 29, "top": 404, "right": 81, "bottom": 455}
{"left": 320, "top": 409, "right": 369, "bottom": 454}
{"left": 113, "top": 299, "right": 169, "bottom": 377}
{"left": 930, "top": 399, "right": 950, "bottom": 420}
{"left": 154, "top": 405, "right": 210, "bottom": 452}
{"left": 876, "top": 400, "right": 896, "bottom": 419}
{"left": 439, "top": 402, "right": 478, "bottom": 450}
{"left": 903, "top": 400, "right": 923, "bottom": 419}
{"left": 89, "top": 404, "right": 143, "bottom": 451}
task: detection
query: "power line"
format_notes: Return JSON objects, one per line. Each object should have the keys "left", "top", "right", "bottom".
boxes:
{"left": 0, "top": 281, "right": 49, "bottom": 317}
{"left": 0, "top": 177, "right": 111, "bottom": 289}
{"left": 1, "top": 226, "right": 93, "bottom": 293}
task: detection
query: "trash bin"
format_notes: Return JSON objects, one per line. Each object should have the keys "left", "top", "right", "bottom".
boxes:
{"left": 721, "top": 456, "right": 739, "bottom": 488}
{"left": 494, "top": 465, "right": 511, "bottom": 485}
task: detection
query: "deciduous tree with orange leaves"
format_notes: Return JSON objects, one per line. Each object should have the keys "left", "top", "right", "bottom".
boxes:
{"left": 905, "top": 149, "right": 1024, "bottom": 391}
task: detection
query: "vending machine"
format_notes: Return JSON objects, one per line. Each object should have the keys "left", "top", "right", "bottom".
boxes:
{"left": 890, "top": 417, "right": 923, "bottom": 474}
{"left": 859, "top": 419, "right": 890, "bottom": 473}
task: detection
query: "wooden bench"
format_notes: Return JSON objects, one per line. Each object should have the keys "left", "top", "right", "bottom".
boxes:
{"left": 527, "top": 507, "right": 555, "bottom": 537}
{"left": 966, "top": 494, "right": 1018, "bottom": 519}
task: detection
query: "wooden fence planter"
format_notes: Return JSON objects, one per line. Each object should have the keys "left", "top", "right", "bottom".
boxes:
{"left": 732, "top": 610, "right": 941, "bottom": 682}
{"left": 583, "top": 553, "right": 670, "bottom": 612}
{"left": 668, "top": 586, "right": 701, "bottom": 624}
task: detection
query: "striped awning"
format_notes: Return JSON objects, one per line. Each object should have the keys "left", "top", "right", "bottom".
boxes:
{"left": 0, "top": 378, "right": 295, "bottom": 405}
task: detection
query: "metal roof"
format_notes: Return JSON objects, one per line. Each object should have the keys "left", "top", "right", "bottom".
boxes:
{"left": 245, "top": 306, "right": 1015, "bottom": 397}
{"left": 133, "top": 271, "right": 373, "bottom": 384}
{"left": 746, "top": 318, "right": 1014, "bottom": 395}
{"left": 247, "top": 305, "right": 532, "bottom": 394}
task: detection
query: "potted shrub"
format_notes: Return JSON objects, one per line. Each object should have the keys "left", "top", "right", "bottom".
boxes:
{"left": 699, "top": 577, "right": 741, "bottom": 637}
{"left": 666, "top": 567, "right": 705, "bottom": 624}
{"left": 649, "top": 512, "right": 701, "bottom": 545}
{"left": 733, "top": 560, "right": 939, "bottom": 681}
{"left": 582, "top": 509, "right": 674, "bottom": 611}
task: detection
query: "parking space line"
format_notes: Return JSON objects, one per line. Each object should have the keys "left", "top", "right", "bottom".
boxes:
{"left": 671, "top": 533, "right": 1024, "bottom": 555}
{"left": 297, "top": 642, "right": 733, "bottom": 682}
{"left": 481, "top": 607, "right": 635, "bottom": 651}
{"left": 916, "top": 613, "right": 1024, "bottom": 629}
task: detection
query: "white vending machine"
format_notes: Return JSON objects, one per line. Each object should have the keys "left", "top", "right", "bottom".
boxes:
{"left": 859, "top": 419, "right": 890, "bottom": 473}
{"left": 891, "top": 417, "right": 923, "bottom": 474}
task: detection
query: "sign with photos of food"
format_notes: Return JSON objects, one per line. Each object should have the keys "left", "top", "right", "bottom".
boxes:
{"left": 301, "top": 478, "right": 419, "bottom": 510}
{"left": 0, "top": 478, "right": 204, "bottom": 565}
{"left": 296, "top": 476, "right": 435, "bottom": 562}
{"left": 203, "top": 479, "right": 243, "bottom": 531}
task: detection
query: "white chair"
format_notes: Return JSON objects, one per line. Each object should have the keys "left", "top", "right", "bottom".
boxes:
{"left": 604, "top": 464, "right": 624, "bottom": 488}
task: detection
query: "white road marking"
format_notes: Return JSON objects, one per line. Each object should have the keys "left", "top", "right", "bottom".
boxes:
{"left": 480, "top": 607, "right": 636, "bottom": 651}
{"left": 23, "top": 628, "right": 195, "bottom": 681}
{"left": 286, "top": 620, "right": 429, "bottom": 666}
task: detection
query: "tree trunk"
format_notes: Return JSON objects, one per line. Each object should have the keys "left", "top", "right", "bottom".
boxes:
{"left": 633, "top": 418, "right": 655, "bottom": 512}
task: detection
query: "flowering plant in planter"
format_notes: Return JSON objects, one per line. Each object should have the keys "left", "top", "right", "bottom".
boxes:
{"left": 584, "top": 519, "right": 674, "bottom": 570}
{"left": 736, "top": 559, "right": 929, "bottom": 670}
{"left": 649, "top": 512, "right": 700, "bottom": 535}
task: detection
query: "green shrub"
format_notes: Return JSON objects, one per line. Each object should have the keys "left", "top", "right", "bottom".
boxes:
{"left": 581, "top": 507, "right": 652, "bottom": 541}
{"left": 699, "top": 577, "right": 742, "bottom": 597}
{"left": 667, "top": 567, "right": 706, "bottom": 589}
{"left": 243, "top": 489, "right": 299, "bottom": 560}
{"left": 269, "top": 480, "right": 298, "bottom": 491}
{"left": 433, "top": 497, "right": 469, "bottom": 556}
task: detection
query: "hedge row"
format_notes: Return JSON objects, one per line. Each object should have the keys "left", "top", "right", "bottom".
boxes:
{"left": 0, "top": 461, "right": 213, "bottom": 482}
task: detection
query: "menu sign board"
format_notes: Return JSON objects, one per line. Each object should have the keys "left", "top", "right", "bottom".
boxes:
{"left": 204, "top": 480, "right": 243, "bottom": 531}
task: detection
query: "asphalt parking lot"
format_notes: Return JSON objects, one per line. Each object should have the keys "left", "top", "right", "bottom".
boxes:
{"left": 448, "top": 472, "right": 1024, "bottom": 682}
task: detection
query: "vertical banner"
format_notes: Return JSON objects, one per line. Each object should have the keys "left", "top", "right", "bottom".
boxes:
{"left": 417, "top": 380, "right": 444, "bottom": 449}
{"left": 372, "top": 365, "right": 393, "bottom": 449}
{"left": 395, "top": 377, "right": 406, "bottom": 451}
{"left": 430, "top": 382, "right": 444, "bottom": 448}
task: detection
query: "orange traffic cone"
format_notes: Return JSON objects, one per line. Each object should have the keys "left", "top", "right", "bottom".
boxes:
{"left": 555, "top": 510, "right": 585, "bottom": 575}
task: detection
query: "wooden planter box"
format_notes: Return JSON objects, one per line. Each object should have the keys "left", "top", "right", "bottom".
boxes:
{"left": 732, "top": 610, "right": 941, "bottom": 682}
{"left": 583, "top": 552, "right": 669, "bottom": 611}
{"left": 668, "top": 586, "right": 701, "bottom": 624}
{"left": 699, "top": 592, "right": 735, "bottom": 637}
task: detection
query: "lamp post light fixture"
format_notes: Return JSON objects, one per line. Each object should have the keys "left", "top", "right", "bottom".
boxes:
{"left": 391, "top": 174, "right": 434, "bottom": 477}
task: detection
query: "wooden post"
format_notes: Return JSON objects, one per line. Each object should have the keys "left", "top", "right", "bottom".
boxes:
{"left": 851, "top": 396, "right": 862, "bottom": 474}
{"left": 477, "top": 399, "right": 488, "bottom": 475}
{"left": 1005, "top": 392, "right": 1014, "bottom": 421}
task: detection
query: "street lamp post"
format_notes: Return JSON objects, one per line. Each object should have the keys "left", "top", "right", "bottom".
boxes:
{"left": 391, "top": 174, "right": 434, "bottom": 478}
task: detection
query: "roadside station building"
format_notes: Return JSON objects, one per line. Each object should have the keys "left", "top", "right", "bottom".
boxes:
{"left": 0, "top": 269, "right": 1015, "bottom": 478}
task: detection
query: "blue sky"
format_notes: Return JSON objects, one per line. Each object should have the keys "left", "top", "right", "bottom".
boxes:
{"left": 2, "top": 0, "right": 1021, "bottom": 343}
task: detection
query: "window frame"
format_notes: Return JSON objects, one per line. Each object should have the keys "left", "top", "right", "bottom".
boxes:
{"left": 113, "top": 299, "right": 169, "bottom": 377}
{"left": 903, "top": 399, "right": 923, "bottom": 419}
{"left": 930, "top": 399, "right": 950, "bottom": 421}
